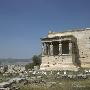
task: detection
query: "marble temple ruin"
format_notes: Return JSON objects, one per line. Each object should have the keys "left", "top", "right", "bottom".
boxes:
{"left": 40, "top": 28, "right": 90, "bottom": 71}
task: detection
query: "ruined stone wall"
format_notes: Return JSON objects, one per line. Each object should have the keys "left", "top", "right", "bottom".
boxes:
{"left": 48, "top": 29, "right": 90, "bottom": 68}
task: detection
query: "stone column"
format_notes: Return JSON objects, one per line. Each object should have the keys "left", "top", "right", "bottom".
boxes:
{"left": 50, "top": 42, "right": 53, "bottom": 55}
{"left": 59, "top": 41, "right": 62, "bottom": 55}
{"left": 44, "top": 43, "right": 47, "bottom": 55}
{"left": 46, "top": 43, "right": 49, "bottom": 55}
{"left": 47, "top": 43, "right": 50, "bottom": 55}
{"left": 69, "top": 41, "right": 72, "bottom": 54}
{"left": 42, "top": 43, "right": 44, "bottom": 56}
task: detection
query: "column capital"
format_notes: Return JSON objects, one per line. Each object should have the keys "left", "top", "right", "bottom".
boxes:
{"left": 59, "top": 39, "right": 62, "bottom": 42}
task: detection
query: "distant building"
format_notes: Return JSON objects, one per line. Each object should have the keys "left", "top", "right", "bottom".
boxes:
{"left": 40, "top": 28, "right": 90, "bottom": 70}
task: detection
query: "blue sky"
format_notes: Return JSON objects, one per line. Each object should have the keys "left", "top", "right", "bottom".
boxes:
{"left": 0, "top": 0, "right": 90, "bottom": 58}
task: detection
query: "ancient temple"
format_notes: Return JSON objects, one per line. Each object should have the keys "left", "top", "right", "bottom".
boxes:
{"left": 40, "top": 28, "right": 90, "bottom": 70}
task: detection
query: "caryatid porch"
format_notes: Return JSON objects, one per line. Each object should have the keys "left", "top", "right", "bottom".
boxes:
{"left": 40, "top": 35, "right": 78, "bottom": 71}
{"left": 41, "top": 35, "right": 75, "bottom": 56}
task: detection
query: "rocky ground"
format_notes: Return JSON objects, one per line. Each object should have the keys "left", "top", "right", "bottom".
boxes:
{"left": 15, "top": 70, "right": 90, "bottom": 90}
{"left": 1, "top": 70, "right": 90, "bottom": 90}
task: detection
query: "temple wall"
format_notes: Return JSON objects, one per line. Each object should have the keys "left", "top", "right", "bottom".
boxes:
{"left": 41, "top": 55, "right": 74, "bottom": 64}
{"left": 48, "top": 29, "right": 90, "bottom": 68}
{"left": 40, "top": 54, "right": 76, "bottom": 70}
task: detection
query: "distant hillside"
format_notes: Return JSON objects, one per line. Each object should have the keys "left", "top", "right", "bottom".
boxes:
{"left": 0, "top": 58, "right": 32, "bottom": 65}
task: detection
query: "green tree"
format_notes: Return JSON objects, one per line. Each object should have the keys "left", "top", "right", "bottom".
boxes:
{"left": 25, "top": 54, "right": 41, "bottom": 70}
{"left": 32, "top": 55, "right": 41, "bottom": 66}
